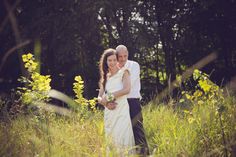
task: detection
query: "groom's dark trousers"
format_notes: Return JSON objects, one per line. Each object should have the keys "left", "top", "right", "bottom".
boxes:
{"left": 127, "top": 98, "right": 149, "bottom": 156}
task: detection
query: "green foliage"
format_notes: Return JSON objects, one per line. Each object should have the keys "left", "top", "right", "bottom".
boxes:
{"left": 144, "top": 105, "right": 199, "bottom": 156}
{"left": 0, "top": 112, "right": 105, "bottom": 157}
{"left": 18, "top": 53, "right": 98, "bottom": 120}
{"left": 179, "top": 69, "right": 236, "bottom": 156}
{"left": 180, "top": 69, "right": 223, "bottom": 105}
{"left": 2, "top": 0, "right": 236, "bottom": 102}
{"left": 144, "top": 69, "right": 236, "bottom": 156}
{"left": 73, "top": 76, "right": 97, "bottom": 120}
{"left": 144, "top": 96, "right": 235, "bottom": 156}
{"left": 18, "top": 53, "right": 51, "bottom": 104}
{"left": 0, "top": 93, "right": 235, "bottom": 156}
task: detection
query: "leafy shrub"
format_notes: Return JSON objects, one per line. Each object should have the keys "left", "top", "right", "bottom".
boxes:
{"left": 144, "top": 69, "right": 236, "bottom": 156}
{"left": 17, "top": 53, "right": 51, "bottom": 104}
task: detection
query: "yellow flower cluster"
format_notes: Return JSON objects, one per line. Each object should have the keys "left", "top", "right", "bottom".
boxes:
{"left": 198, "top": 80, "right": 211, "bottom": 93}
{"left": 180, "top": 69, "right": 224, "bottom": 124}
{"left": 73, "top": 76, "right": 97, "bottom": 112}
{"left": 31, "top": 73, "right": 51, "bottom": 92}
{"left": 19, "top": 53, "right": 51, "bottom": 104}
{"left": 22, "top": 53, "right": 38, "bottom": 72}
{"left": 182, "top": 69, "right": 221, "bottom": 103}
{"left": 73, "top": 76, "right": 86, "bottom": 105}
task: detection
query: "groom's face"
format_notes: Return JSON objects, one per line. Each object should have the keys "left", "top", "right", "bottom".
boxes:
{"left": 117, "top": 50, "right": 128, "bottom": 67}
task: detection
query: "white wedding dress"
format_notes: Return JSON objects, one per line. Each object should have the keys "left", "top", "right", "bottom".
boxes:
{"left": 104, "top": 67, "right": 135, "bottom": 156}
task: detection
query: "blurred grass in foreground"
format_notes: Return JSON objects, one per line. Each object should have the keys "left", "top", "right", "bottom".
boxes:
{"left": 0, "top": 92, "right": 235, "bottom": 157}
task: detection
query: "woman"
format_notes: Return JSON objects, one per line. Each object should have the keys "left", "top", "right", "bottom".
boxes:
{"left": 97, "top": 48, "right": 135, "bottom": 155}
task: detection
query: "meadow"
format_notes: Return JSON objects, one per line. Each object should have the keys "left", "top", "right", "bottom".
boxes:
{"left": 0, "top": 54, "right": 235, "bottom": 157}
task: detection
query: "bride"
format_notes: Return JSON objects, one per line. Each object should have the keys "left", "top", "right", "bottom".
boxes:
{"left": 97, "top": 48, "right": 135, "bottom": 156}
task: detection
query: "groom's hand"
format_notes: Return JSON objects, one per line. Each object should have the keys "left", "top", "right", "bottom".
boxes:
{"left": 106, "top": 102, "right": 117, "bottom": 110}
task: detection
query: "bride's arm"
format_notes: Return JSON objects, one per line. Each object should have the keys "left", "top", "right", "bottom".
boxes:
{"left": 97, "top": 87, "right": 106, "bottom": 105}
{"left": 112, "top": 70, "right": 131, "bottom": 98}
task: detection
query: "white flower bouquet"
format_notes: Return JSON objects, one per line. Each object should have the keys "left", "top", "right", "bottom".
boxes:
{"left": 105, "top": 92, "right": 115, "bottom": 102}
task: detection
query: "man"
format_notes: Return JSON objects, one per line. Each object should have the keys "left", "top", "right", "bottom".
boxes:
{"left": 115, "top": 45, "right": 149, "bottom": 156}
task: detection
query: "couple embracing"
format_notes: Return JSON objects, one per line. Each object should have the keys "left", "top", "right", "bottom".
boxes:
{"left": 97, "top": 45, "right": 149, "bottom": 156}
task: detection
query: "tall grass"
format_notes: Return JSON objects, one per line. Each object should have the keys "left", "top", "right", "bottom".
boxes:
{"left": 0, "top": 111, "right": 105, "bottom": 157}
{"left": 144, "top": 103, "right": 200, "bottom": 156}
{"left": 0, "top": 94, "right": 235, "bottom": 157}
{"left": 143, "top": 95, "right": 236, "bottom": 157}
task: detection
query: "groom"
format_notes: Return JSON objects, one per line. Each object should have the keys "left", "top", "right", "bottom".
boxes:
{"left": 115, "top": 45, "right": 149, "bottom": 156}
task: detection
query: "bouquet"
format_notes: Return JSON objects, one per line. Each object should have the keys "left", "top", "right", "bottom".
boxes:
{"left": 106, "top": 92, "right": 115, "bottom": 102}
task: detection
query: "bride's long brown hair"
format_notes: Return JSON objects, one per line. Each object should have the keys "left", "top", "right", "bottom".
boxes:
{"left": 99, "top": 48, "right": 116, "bottom": 89}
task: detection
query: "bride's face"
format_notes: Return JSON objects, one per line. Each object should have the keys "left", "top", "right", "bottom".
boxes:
{"left": 107, "top": 54, "right": 118, "bottom": 70}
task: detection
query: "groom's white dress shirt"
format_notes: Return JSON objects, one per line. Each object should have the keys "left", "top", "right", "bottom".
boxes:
{"left": 124, "top": 60, "right": 141, "bottom": 99}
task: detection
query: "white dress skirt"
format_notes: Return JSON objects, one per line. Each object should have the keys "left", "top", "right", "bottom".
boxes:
{"left": 104, "top": 67, "right": 135, "bottom": 156}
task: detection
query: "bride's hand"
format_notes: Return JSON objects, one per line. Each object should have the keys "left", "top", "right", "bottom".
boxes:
{"left": 100, "top": 96, "right": 108, "bottom": 105}
{"left": 97, "top": 96, "right": 107, "bottom": 106}
{"left": 106, "top": 102, "right": 117, "bottom": 110}
{"left": 99, "top": 96, "right": 116, "bottom": 110}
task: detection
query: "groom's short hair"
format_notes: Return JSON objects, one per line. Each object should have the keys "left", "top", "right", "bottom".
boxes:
{"left": 115, "top": 45, "right": 128, "bottom": 54}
